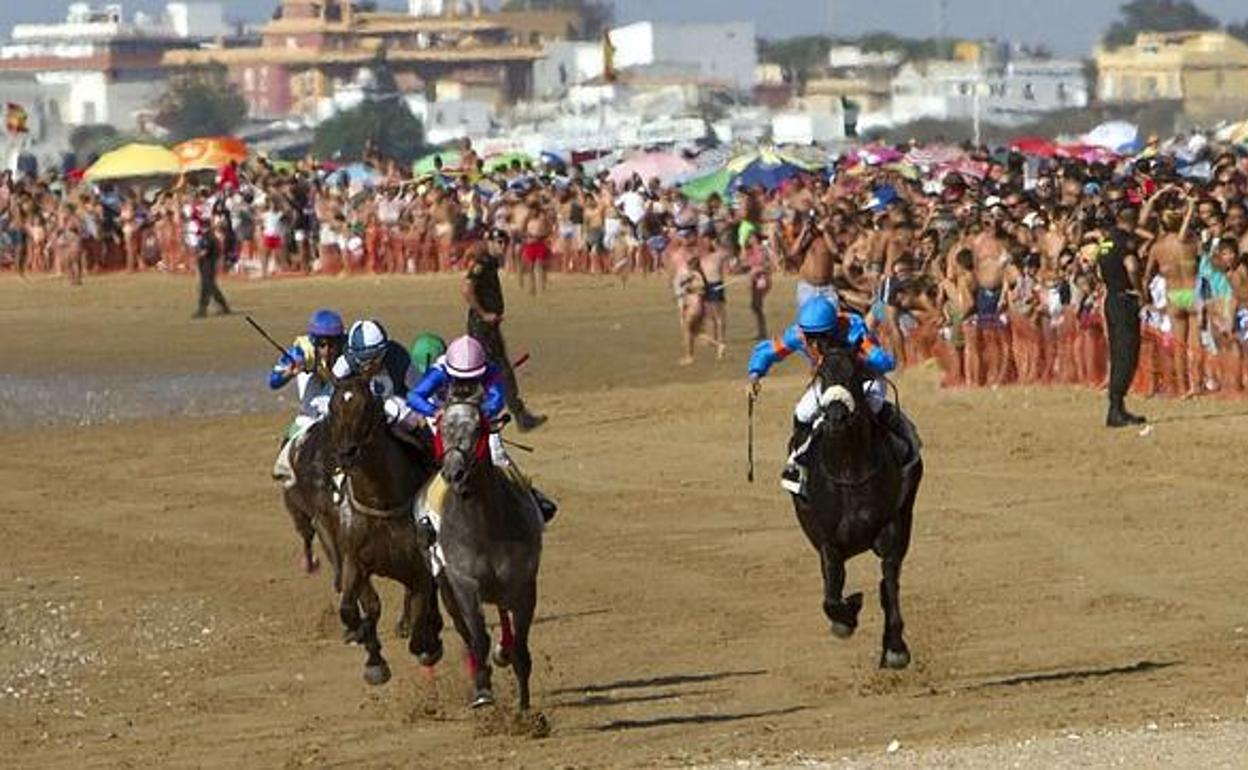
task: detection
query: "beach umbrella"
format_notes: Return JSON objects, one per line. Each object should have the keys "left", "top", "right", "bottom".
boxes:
{"left": 1083, "top": 121, "right": 1141, "bottom": 154}
{"left": 1009, "top": 136, "right": 1059, "bottom": 158}
{"left": 172, "top": 136, "right": 248, "bottom": 171}
{"left": 608, "top": 151, "right": 695, "bottom": 185}
{"left": 904, "top": 144, "right": 965, "bottom": 168}
{"left": 326, "top": 162, "right": 381, "bottom": 188}
{"left": 679, "top": 166, "right": 734, "bottom": 201}
{"left": 84, "top": 143, "right": 181, "bottom": 182}
{"left": 729, "top": 158, "right": 806, "bottom": 191}
{"left": 482, "top": 151, "right": 533, "bottom": 174}
{"left": 412, "top": 150, "right": 463, "bottom": 176}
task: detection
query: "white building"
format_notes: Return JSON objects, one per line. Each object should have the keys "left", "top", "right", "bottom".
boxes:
{"left": 607, "top": 21, "right": 757, "bottom": 91}
{"left": 0, "top": 3, "right": 227, "bottom": 134}
{"left": 532, "top": 40, "right": 603, "bottom": 99}
{"left": 827, "top": 45, "right": 903, "bottom": 69}
{"left": 890, "top": 57, "right": 1088, "bottom": 126}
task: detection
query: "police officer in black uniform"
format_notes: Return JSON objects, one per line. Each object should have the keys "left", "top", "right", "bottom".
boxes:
{"left": 193, "top": 205, "right": 232, "bottom": 319}
{"left": 464, "top": 228, "right": 547, "bottom": 431}
{"left": 1089, "top": 209, "right": 1146, "bottom": 427}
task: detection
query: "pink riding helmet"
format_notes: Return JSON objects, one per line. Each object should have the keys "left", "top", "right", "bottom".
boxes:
{"left": 444, "top": 335, "right": 488, "bottom": 379}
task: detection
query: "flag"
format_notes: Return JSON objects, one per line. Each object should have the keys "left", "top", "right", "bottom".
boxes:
{"left": 602, "top": 31, "right": 616, "bottom": 83}
{"left": 6, "top": 103, "right": 28, "bottom": 134}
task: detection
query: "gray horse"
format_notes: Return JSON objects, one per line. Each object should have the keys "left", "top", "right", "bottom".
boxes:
{"left": 431, "top": 393, "right": 543, "bottom": 710}
{"left": 324, "top": 375, "right": 444, "bottom": 685}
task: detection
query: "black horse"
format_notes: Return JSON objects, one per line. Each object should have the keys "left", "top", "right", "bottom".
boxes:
{"left": 792, "top": 347, "right": 923, "bottom": 669}
{"left": 428, "top": 391, "right": 543, "bottom": 710}
{"left": 323, "top": 375, "right": 444, "bottom": 684}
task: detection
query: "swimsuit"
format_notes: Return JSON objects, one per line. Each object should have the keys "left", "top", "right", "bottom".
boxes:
{"left": 1167, "top": 287, "right": 1197, "bottom": 312}
{"left": 705, "top": 280, "right": 726, "bottom": 304}
{"left": 975, "top": 287, "right": 1004, "bottom": 324}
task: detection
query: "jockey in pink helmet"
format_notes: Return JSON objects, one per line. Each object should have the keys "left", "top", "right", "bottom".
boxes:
{"left": 407, "top": 335, "right": 556, "bottom": 522}
{"left": 407, "top": 335, "right": 506, "bottom": 421}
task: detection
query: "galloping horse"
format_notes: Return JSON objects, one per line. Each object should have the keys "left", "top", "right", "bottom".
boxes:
{"left": 792, "top": 347, "right": 923, "bottom": 669}
{"left": 323, "top": 374, "right": 443, "bottom": 684}
{"left": 282, "top": 421, "right": 342, "bottom": 588}
{"left": 431, "top": 391, "right": 543, "bottom": 710}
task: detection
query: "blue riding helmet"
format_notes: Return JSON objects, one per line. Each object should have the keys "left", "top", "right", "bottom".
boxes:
{"left": 797, "top": 296, "right": 837, "bottom": 334}
{"left": 307, "top": 308, "right": 345, "bottom": 338}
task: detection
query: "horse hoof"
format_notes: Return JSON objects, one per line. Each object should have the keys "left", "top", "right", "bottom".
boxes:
{"left": 363, "top": 663, "right": 392, "bottom": 686}
{"left": 416, "top": 644, "right": 444, "bottom": 668}
{"left": 830, "top": 621, "right": 856, "bottom": 640}
{"left": 491, "top": 645, "right": 512, "bottom": 669}
{"left": 471, "top": 690, "right": 495, "bottom": 709}
{"left": 881, "top": 649, "right": 911, "bottom": 670}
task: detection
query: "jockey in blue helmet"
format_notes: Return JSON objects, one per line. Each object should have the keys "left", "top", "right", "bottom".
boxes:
{"left": 748, "top": 296, "right": 917, "bottom": 496}
{"left": 331, "top": 319, "right": 420, "bottom": 428}
{"left": 271, "top": 308, "right": 345, "bottom": 488}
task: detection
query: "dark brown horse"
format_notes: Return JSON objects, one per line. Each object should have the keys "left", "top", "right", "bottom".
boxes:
{"left": 793, "top": 347, "right": 922, "bottom": 669}
{"left": 323, "top": 374, "right": 443, "bottom": 684}
{"left": 281, "top": 421, "right": 342, "bottom": 588}
{"left": 432, "top": 393, "right": 543, "bottom": 710}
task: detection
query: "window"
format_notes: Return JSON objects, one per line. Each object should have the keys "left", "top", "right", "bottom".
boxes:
{"left": 1023, "top": 83, "right": 1035, "bottom": 101}
{"left": 82, "top": 101, "right": 97, "bottom": 123}
{"left": 1056, "top": 81, "right": 1068, "bottom": 103}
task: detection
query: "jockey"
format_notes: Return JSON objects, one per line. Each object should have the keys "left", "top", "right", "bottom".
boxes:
{"left": 409, "top": 332, "right": 448, "bottom": 378}
{"left": 331, "top": 319, "right": 420, "bottom": 428}
{"left": 748, "top": 296, "right": 916, "bottom": 496}
{"left": 271, "top": 308, "right": 346, "bottom": 488}
{"left": 407, "top": 335, "right": 557, "bottom": 522}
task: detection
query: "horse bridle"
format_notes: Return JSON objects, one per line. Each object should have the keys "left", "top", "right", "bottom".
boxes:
{"left": 331, "top": 386, "right": 385, "bottom": 470}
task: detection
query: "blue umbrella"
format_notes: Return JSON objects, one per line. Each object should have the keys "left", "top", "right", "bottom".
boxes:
{"left": 326, "top": 162, "right": 380, "bottom": 188}
{"left": 728, "top": 158, "right": 804, "bottom": 192}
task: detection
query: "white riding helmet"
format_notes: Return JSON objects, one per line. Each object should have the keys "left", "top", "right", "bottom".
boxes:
{"left": 346, "top": 319, "right": 389, "bottom": 367}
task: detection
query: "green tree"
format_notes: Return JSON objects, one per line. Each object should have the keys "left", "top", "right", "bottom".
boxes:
{"left": 68, "top": 124, "right": 120, "bottom": 165}
{"left": 1102, "top": 0, "right": 1219, "bottom": 49}
{"left": 1228, "top": 20, "right": 1248, "bottom": 44}
{"left": 153, "top": 67, "right": 247, "bottom": 142}
{"left": 313, "top": 97, "right": 426, "bottom": 165}
{"left": 758, "top": 35, "right": 834, "bottom": 81}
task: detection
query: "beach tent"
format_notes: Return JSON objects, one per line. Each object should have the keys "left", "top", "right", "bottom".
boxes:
{"left": 84, "top": 143, "right": 181, "bottom": 182}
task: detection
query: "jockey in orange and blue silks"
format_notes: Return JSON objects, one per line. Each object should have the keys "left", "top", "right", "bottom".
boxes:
{"left": 748, "top": 296, "right": 898, "bottom": 496}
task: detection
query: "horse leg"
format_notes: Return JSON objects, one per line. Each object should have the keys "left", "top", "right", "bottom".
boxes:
{"left": 358, "top": 577, "right": 391, "bottom": 685}
{"left": 407, "top": 573, "right": 445, "bottom": 667}
{"left": 338, "top": 557, "right": 364, "bottom": 643}
{"left": 507, "top": 582, "right": 537, "bottom": 712}
{"left": 877, "top": 555, "right": 910, "bottom": 669}
{"left": 282, "top": 493, "right": 320, "bottom": 574}
{"left": 443, "top": 578, "right": 493, "bottom": 708}
{"left": 396, "top": 586, "right": 415, "bottom": 639}
{"left": 491, "top": 607, "right": 513, "bottom": 669}
{"left": 874, "top": 485, "right": 916, "bottom": 669}
{"left": 820, "top": 544, "right": 862, "bottom": 639}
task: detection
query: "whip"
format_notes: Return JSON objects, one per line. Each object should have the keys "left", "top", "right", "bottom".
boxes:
{"left": 245, "top": 315, "right": 289, "bottom": 357}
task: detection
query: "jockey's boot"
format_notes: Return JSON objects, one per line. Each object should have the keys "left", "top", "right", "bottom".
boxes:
{"left": 532, "top": 487, "right": 558, "bottom": 523}
{"left": 876, "top": 402, "right": 922, "bottom": 489}
{"left": 781, "top": 418, "right": 814, "bottom": 497}
{"left": 515, "top": 410, "right": 548, "bottom": 432}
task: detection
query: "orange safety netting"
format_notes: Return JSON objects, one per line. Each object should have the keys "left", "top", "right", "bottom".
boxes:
{"left": 910, "top": 313, "right": 1245, "bottom": 398}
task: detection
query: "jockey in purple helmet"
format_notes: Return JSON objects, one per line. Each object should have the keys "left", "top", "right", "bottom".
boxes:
{"left": 408, "top": 335, "right": 557, "bottom": 523}
{"left": 747, "top": 296, "right": 918, "bottom": 497}
{"left": 271, "top": 308, "right": 345, "bottom": 487}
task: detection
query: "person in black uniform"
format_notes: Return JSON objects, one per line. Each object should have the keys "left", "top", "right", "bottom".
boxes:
{"left": 464, "top": 228, "right": 547, "bottom": 431}
{"left": 1087, "top": 210, "right": 1145, "bottom": 427}
{"left": 193, "top": 208, "right": 232, "bottom": 319}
